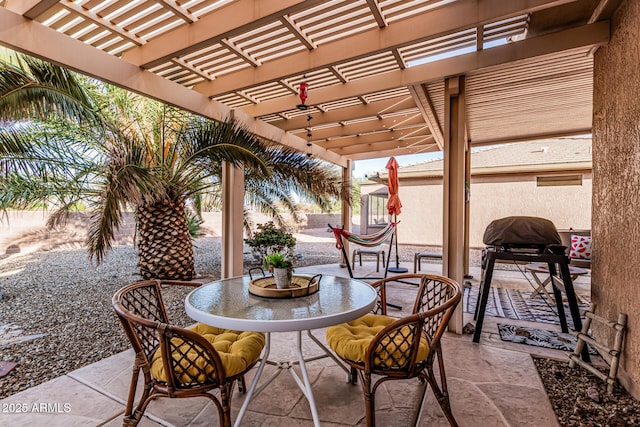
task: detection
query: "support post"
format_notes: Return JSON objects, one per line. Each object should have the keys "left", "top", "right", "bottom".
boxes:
{"left": 463, "top": 137, "right": 471, "bottom": 278}
{"left": 340, "top": 160, "right": 353, "bottom": 268}
{"left": 221, "top": 161, "right": 245, "bottom": 279}
{"left": 443, "top": 75, "right": 466, "bottom": 334}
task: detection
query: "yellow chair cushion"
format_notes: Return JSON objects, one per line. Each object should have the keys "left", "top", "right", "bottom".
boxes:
{"left": 326, "top": 314, "right": 429, "bottom": 368}
{"left": 150, "top": 324, "right": 265, "bottom": 384}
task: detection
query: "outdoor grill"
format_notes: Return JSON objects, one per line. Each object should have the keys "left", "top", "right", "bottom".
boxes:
{"left": 482, "top": 216, "right": 562, "bottom": 253}
{"left": 472, "top": 216, "right": 590, "bottom": 361}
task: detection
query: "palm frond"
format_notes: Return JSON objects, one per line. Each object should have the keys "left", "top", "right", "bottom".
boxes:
{"left": 86, "top": 163, "right": 161, "bottom": 264}
{"left": 178, "top": 118, "right": 270, "bottom": 175}
{"left": 0, "top": 54, "right": 100, "bottom": 125}
{"left": 86, "top": 182, "right": 123, "bottom": 265}
{"left": 243, "top": 183, "right": 299, "bottom": 228}
{"left": 244, "top": 145, "right": 344, "bottom": 216}
{"left": 0, "top": 172, "right": 85, "bottom": 212}
{"left": 0, "top": 121, "right": 99, "bottom": 181}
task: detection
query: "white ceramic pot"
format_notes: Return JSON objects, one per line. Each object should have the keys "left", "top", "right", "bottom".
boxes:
{"left": 272, "top": 267, "right": 292, "bottom": 289}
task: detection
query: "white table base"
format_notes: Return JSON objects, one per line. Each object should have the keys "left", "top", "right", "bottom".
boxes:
{"left": 234, "top": 330, "right": 344, "bottom": 427}
{"left": 185, "top": 275, "right": 376, "bottom": 427}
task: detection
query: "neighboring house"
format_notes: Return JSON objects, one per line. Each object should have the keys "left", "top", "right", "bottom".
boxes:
{"left": 362, "top": 137, "right": 592, "bottom": 248}
{"left": 357, "top": 178, "right": 387, "bottom": 234}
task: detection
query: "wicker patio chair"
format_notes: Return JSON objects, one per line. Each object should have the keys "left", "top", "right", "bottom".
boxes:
{"left": 112, "top": 280, "right": 265, "bottom": 427}
{"left": 326, "top": 274, "right": 461, "bottom": 427}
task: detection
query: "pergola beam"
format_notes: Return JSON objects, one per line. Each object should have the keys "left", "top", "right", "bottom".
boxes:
{"left": 319, "top": 128, "right": 430, "bottom": 149}
{"left": 171, "top": 57, "right": 213, "bottom": 81}
{"left": 307, "top": 113, "right": 424, "bottom": 141}
{"left": 273, "top": 96, "right": 416, "bottom": 130}
{"left": 60, "top": 1, "right": 146, "bottom": 46}
{"left": 280, "top": 15, "right": 315, "bottom": 50}
{"left": 0, "top": 7, "right": 347, "bottom": 167}
{"left": 242, "top": 21, "right": 610, "bottom": 116}
{"left": 219, "top": 38, "right": 261, "bottom": 67}
{"left": 331, "top": 137, "right": 434, "bottom": 156}
{"left": 408, "top": 84, "right": 445, "bottom": 149}
{"left": 196, "top": 0, "right": 579, "bottom": 97}
{"left": 366, "top": 0, "right": 387, "bottom": 28}
{"left": 122, "top": 0, "right": 327, "bottom": 68}
{"left": 346, "top": 144, "right": 438, "bottom": 161}
{"left": 5, "top": 0, "right": 58, "bottom": 18}
{"left": 155, "top": 0, "right": 197, "bottom": 24}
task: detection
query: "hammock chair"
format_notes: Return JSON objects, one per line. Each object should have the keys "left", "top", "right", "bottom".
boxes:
{"left": 328, "top": 222, "right": 397, "bottom": 279}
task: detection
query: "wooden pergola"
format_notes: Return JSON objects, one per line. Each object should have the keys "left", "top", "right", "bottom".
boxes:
{"left": 0, "top": 0, "right": 620, "bottom": 331}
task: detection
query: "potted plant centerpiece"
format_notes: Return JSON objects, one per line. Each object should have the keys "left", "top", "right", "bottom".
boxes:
{"left": 263, "top": 252, "right": 294, "bottom": 289}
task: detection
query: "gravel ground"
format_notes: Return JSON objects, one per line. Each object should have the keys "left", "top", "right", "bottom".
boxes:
{"left": 1, "top": 234, "right": 638, "bottom": 425}
{"left": 0, "top": 235, "right": 346, "bottom": 399}
{"left": 535, "top": 358, "right": 640, "bottom": 426}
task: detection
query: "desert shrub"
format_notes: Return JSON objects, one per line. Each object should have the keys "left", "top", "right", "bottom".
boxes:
{"left": 245, "top": 222, "right": 296, "bottom": 261}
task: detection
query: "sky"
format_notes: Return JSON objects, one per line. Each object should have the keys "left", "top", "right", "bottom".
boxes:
{"left": 352, "top": 151, "right": 442, "bottom": 179}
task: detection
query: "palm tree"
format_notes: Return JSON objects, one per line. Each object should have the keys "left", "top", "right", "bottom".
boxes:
{"left": 0, "top": 52, "right": 345, "bottom": 280}
{"left": 91, "top": 91, "right": 273, "bottom": 279}
{"left": 0, "top": 55, "right": 268, "bottom": 279}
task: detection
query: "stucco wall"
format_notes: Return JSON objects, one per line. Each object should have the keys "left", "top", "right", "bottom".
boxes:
{"left": 0, "top": 211, "right": 340, "bottom": 255}
{"left": 397, "top": 178, "right": 443, "bottom": 245}
{"left": 358, "top": 181, "right": 386, "bottom": 196}
{"left": 0, "top": 210, "right": 137, "bottom": 255}
{"left": 397, "top": 173, "right": 592, "bottom": 247}
{"left": 592, "top": 0, "right": 640, "bottom": 398}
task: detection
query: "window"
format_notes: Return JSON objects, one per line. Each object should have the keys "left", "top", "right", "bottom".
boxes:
{"left": 536, "top": 175, "right": 583, "bottom": 187}
{"left": 368, "top": 194, "right": 388, "bottom": 226}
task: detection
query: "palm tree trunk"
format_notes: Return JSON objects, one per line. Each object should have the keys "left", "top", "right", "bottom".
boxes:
{"left": 136, "top": 197, "right": 195, "bottom": 280}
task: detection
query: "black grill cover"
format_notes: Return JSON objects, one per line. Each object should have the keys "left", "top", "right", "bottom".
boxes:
{"left": 483, "top": 216, "right": 561, "bottom": 248}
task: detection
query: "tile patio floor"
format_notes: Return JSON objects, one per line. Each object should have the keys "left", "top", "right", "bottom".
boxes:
{"left": 0, "top": 260, "right": 592, "bottom": 426}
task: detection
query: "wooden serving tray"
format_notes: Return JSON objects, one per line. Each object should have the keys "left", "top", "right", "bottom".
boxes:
{"left": 249, "top": 274, "right": 321, "bottom": 298}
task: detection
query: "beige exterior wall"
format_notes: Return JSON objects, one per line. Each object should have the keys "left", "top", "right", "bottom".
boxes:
{"left": 397, "top": 173, "right": 592, "bottom": 248}
{"left": 592, "top": 0, "right": 640, "bottom": 398}
{"left": 358, "top": 181, "right": 386, "bottom": 196}
{"left": 397, "top": 177, "right": 443, "bottom": 245}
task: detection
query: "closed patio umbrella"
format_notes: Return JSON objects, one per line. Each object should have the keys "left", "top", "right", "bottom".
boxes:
{"left": 386, "top": 157, "right": 402, "bottom": 216}
{"left": 386, "top": 157, "right": 407, "bottom": 273}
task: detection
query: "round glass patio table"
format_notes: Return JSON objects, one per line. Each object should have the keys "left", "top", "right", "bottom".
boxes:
{"left": 185, "top": 274, "right": 376, "bottom": 427}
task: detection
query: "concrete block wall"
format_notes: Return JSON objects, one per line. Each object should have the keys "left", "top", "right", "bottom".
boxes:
{"left": 0, "top": 210, "right": 340, "bottom": 256}
{"left": 0, "top": 211, "right": 136, "bottom": 255}
{"left": 304, "top": 213, "right": 341, "bottom": 229}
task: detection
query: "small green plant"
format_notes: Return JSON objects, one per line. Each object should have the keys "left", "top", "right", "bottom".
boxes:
{"left": 186, "top": 210, "right": 204, "bottom": 239}
{"left": 263, "top": 252, "right": 293, "bottom": 272}
{"left": 245, "top": 222, "right": 296, "bottom": 260}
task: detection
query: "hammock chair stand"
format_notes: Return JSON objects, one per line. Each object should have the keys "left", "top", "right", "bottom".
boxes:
{"left": 388, "top": 214, "right": 408, "bottom": 274}
{"left": 329, "top": 223, "right": 397, "bottom": 280}
{"left": 329, "top": 223, "right": 402, "bottom": 310}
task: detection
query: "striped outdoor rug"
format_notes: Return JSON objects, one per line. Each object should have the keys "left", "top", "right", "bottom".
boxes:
{"left": 497, "top": 324, "right": 597, "bottom": 354}
{"left": 464, "top": 285, "right": 590, "bottom": 326}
